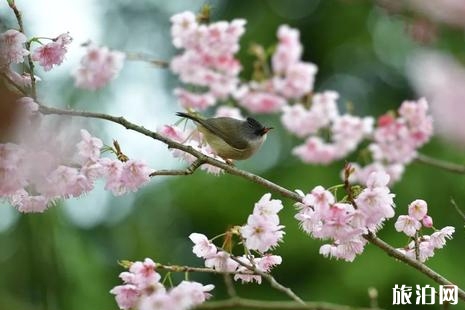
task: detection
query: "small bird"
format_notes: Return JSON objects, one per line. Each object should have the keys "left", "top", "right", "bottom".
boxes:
{"left": 176, "top": 112, "right": 272, "bottom": 162}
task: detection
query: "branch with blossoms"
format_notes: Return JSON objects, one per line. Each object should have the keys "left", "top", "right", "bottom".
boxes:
{"left": 1, "top": 1, "right": 465, "bottom": 309}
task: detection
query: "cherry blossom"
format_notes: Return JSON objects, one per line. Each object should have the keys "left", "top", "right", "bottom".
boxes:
{"left": 73, "top": 45, "right": 125, "bottom": 90}
{"left": 32, "top": 32, "right": 72, "bottom": 71}
{"left": 0, "top": 29, "right": 29, "bottom": 67}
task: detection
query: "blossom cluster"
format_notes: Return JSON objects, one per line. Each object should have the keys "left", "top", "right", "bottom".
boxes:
{"left": 0, "top": 101, "right": 153, "bottom": 213}
{"left": 295, "top": 171, "right": 395, "bottom": 262}
{"left": 170, "top": 11, "right": 246, "bottom": 110}
{"left": 0, "top": 27, "right": 124, "bottom": 90}
{"left": 285, "top": 91, "right": 374, "bottom": 164}
{"left": 73, "top": 45, "right": 125, "bottom": 90}
{"left": 168, "top": 14, "right": 434, "bottom": 187}
{"left": 345, "top": 98, "right": 433, "bottom": 185}
{"left": 395, "top": 200, "right": 454, "bottom": 262}
{"left": 0, "top": 29, "right": 29, "bottom": 68}
{"left": 110, "top": 258, "right": 214, "bottom": 310}
{"left": 235, "top": 25, "right": 318, "bottom": 113}
{"left": 189, "top": 193, "right": 284, "bottom": 284}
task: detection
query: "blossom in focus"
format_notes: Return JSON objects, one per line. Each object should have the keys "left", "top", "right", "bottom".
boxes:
{"left": 395, "top": 215, "right": 421, "bottom": 237}
{"left": 189, "top": 233, "right": 217, "bottom": 259}
{"left": 73, "top": 45, "right": 125, "bottom": 90}
{"left": 32, "top": 32, "right": 72, "bottom": 71}
{"left": 0, "top": 29, "right": 29, "bottom": 67}
{"left": 408, "top": 199, "right": 428, "bottom": 221}
{"left": 240, "top": 193, "right": 285, "bottom": 253}
{"left": 295, "top": 171, "right": 396, "bottom": 261}
{"left": 110, "top": 258, "right": 214, "bottom": 310}
{"left": 396, "top": 226, "right": 455, "bottom": 262}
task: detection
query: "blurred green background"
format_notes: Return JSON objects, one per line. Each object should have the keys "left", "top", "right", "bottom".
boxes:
{"left": 1, "top": 0, "right": 465, "bottom": 309}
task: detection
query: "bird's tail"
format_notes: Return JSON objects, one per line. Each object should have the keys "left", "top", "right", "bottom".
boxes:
{"left": 176, "top": 112, "right": 201, "bottom": 123}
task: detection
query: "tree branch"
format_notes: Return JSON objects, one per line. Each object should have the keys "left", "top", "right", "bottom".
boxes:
{"left": 8, "top": 1, "right": 37, "bottom": 99}
{"left": 150, "top": 159, "right": 205, "bottom": 176}
{"left": 38, "top": 104, "right": 465, "bottom": 302}
{"left": 364, "top": 232, "right": 465, "bottom": 301}
{"left": 38, "top": 104, "right": 302, "bottom": 202}
{"left": 415, "top": 153, "right": 465, "bottom": 174}
{"left": 124, "top": 52, "right": 169, "bottom": 68}
{"left": 196, "top": 297, "right": 384, "bottom": 310}
{"left": 227, "top": 254, "right": 305, "bottom": 305}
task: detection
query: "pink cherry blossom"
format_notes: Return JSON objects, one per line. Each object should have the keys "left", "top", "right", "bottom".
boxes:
{"left": 76, "top": 129, "right": 103, "bottom": 162}
{"left": 73, "top": 45, "right": 125, "bottom": 90}
{"left": 422, "top": 215, "right": 433, "bottom": 228}
{"left": 214, "top": 106, "right": 244, "bottom": 119}
{"left": 174, "top": 88, "right": 216, "bottom": 111}
{"left": 292, "top": 136, "right": 338, "bottom": 164}
{"left": 157, "top": 125, "right": 188, "bottom": 143}
{"left": 302, "top": 186, "right": 335, "bottom": 211}
{"left": 32, "top": 32, "right": 72, "bottom": 71}
{"left": 0, "top": 29, "right": 29, "bottom": 67}
{"left": 204, "top": 251, "right": 239, "bottom": 272}
{"left": 9, "top": 190, "right": 50, "bottom": 213}
{"left": 257, "top": 254, "right": 282, "bottom": 272}
{"left": 238, "top": 91, "right": 286, "bottom": 113}
{"left": 408, "top": 199, "right": 428, "bottom": 221}
{"left": 170, "top": 12, "right": 245, "bottom": 102}
{"left": 189, "top": 233, "right": 217, "bottom": 258}
{"left": 395, "top": 215, "right": 421, "bottom": 237}
{"left": 240, "top": 213, "right": 285, "bottom": 253}
{"left": 169, "top": 281, "right": 214, "bottom": 308}
{"left": 273, "top": 62, "right": 317, "bottom": 99}
{"left": 252, "top": 193, "right": 283, "bottom": 224}
{"left": 110, "top": 284, "right": 140, "bottom": 310}
{"left": 119, "top": 160, "right": 153, "bottom": 193}
{"left": 272, "top": 25, "right": 302, "bottom": 73}
{"left": 429, "top": 226, "right": 455, "bottom": 249}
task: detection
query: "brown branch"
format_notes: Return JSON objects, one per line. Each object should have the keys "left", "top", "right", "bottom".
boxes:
{"left": 38, "top": 104, "right": 465, "bottom": 302}
{"left": 415, "top": 153, "right": 465, "bottom": 174}
{"left": 196, "top": 297, "right": 384, "bottom": 310}
{"left": 227, "top": 254, "right": 305, "bottom": 305}
{"left": 150, "top": 159, "right": 205, "bottom": 176}
{"left": 364, "top": 232, "right": 465, "bottom": 301}
{"left": 38, "top": 104, "right": 302, "bottom": 202}
{"left": 8, "top": 1, "right": 37, "bottom": 99}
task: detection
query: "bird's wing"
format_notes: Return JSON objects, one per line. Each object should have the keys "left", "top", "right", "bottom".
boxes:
{"left": 196, "top": 117, "right": 249, "bottom": 149}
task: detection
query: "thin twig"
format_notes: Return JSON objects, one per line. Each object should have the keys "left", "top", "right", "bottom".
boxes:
{"left": 125, "top": 52, "right": 169, "bottom": 68}
{"left": 8, "top": 1, "right": 37, "bottom": 99}
{"left": 1, "top": 72, "right": 28, "bottom": 95}
{"left": 416, "top": 154, "right": 465, "bottom": 174}
{"left": 450, "top": 198, "right": 465, "bottom": 221}
{"left": 223, "top": 274, "right": 238, "bottom": 298}
{"left": 197, "top": 297, "right": 385, "bottom": 310}
{"left": 227, "top": 254, "right": 305, "bottom": 305}
{"left": 156, "top": 263, "right": 243, "bottom": 275}
{"left": 364, "top": 232, "right": 465, "bottom": 301}
{"left": 150, "top": 159, "right": 205, "bottom": 176}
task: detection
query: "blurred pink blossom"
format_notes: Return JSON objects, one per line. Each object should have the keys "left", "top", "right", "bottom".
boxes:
{"left": 73, "top": 45, "right": 125, "bottom": 90}
{"left": 32, "top": 32, "right": 72, "bottom": 71}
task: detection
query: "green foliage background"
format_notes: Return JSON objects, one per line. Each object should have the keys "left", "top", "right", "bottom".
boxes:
{"left": 1, "top": 1, "right": 464, "bottom": 309}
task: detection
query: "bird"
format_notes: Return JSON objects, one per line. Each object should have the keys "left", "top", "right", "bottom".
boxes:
{"left": 176, "top": 112, "right": 272, "bottom": 162}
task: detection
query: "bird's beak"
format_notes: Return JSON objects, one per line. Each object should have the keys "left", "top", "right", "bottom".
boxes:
{"left": 262, "top": 127, "right": 273, "bottom": 134}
